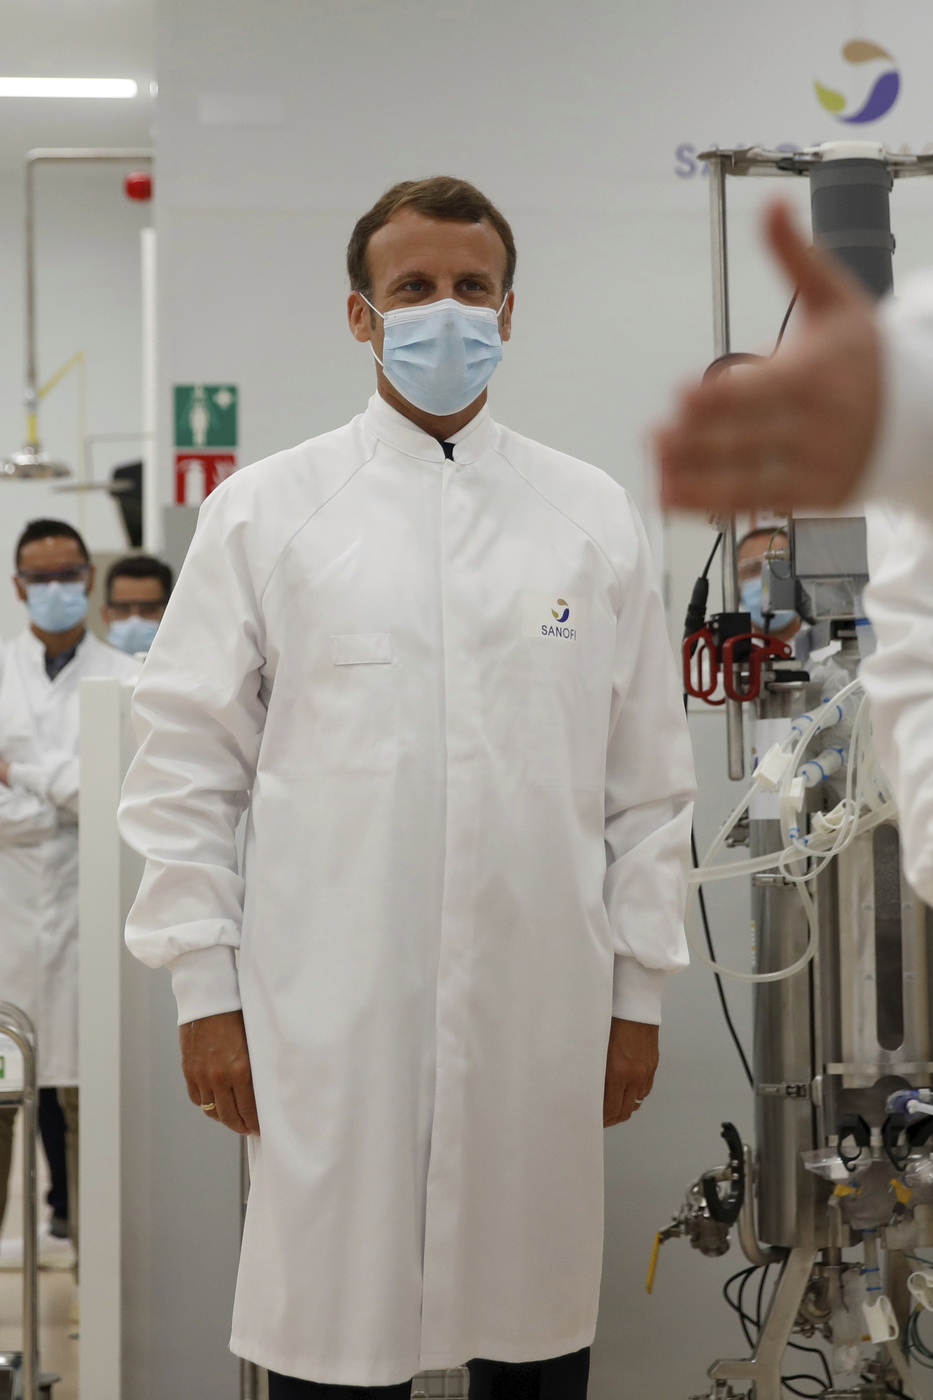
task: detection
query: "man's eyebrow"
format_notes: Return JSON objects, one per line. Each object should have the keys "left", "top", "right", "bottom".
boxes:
{"left": 388, "top": 268, "right": 496, "bottom": 284}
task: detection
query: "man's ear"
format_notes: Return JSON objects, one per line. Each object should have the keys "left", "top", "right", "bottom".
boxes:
{"left": 500, "top": 290, "right": 515, "bottom": 344}
{"left": 348, "top": 292, "right": 374, "bottom": 344}
{"left": 12, "top": 574, "right": 26, "bottom": 604}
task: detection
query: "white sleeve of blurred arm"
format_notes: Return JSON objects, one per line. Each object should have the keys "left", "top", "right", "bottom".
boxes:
{"left": 118, "top": 483, "right": 269, "bottom": 1026}
{"left": 866, "top": 275, "right": 933, "bottom": 518}
{"left": 862, "top": 503, "right": 933, "bottom": 905}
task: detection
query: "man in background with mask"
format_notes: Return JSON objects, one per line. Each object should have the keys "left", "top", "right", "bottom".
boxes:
{"left": 0, "top": 519, "right": 139, "bottom": 1254}
{"left": 119, "top": 177, "right": 695, "bottom": 1400}
{"left": 737, "top": 527, "right": 800, "bottom": 645}
{"left": 101, "top": 554, "right": 173, "bottom": 655}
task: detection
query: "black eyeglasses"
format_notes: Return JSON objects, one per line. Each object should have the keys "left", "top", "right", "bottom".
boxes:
{"left": 17, "top": 565, "right": 90, "bottom": 586}
{"left": 105, "top": 600, "right": 166, "bottom": 619}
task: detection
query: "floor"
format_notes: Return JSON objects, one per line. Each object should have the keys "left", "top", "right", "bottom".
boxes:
{"left": 0, "top": 1113, "right": 77, "bottom": 1400}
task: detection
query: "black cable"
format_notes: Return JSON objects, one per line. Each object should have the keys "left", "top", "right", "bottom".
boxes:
{"left": 781, "top": 1377, "right": 826, "bottom": 1398}
{"left": 702, "top": 532, "right": 724, "bottom": 580}
{"left": 723, "top": 1265, "right": 759, "bottom": 1349}
{"left": 690, "top": 821, "right": 755, "bottom": 1087}
{"left": 787, "top": 1338, "right": 833, "bottom": 1391}
{"left": 773, "top": 290, "right": 799, "bottom": 353}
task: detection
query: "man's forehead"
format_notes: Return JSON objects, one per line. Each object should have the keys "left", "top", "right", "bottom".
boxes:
{"left": 739, "top": 530, "right": 787, "bottom": 558}
{"left": 111, "top": 574, "right": 164, "bottom": 599}
{"left": 20, "top": 536, "right": 85, "bottom": 566}
{"left": 366, "top": 208, "right": 507, "bottom": 280}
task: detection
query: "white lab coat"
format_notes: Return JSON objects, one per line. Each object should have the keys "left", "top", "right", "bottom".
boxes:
{"left": 119, "top": 394, "right": 695, "bottom": 1385}
{"left": 855, "top": 275, "right": 933, "bottom": 904}
{"left": 865, "top": 271, "right": 933, "bottom": 518}
{"left": 861, "top": 503, "right": 933, "bottom": 906}
{"left": 0, "top": 628, "right": 139, "bottom": 1085}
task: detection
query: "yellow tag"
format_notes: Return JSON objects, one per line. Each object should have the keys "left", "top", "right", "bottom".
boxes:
{"left": 646, "top": 1233, "right": 662, "bottom": 1295}
{"left": 892, "top": 1178, "right": 913, "bottom": 1206}
{"left": 834, "top": 1183, "right": 858, "bottom": 1197}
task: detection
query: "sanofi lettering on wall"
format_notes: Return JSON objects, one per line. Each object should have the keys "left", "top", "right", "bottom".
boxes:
{"left": 674, "top": 32, "right": 923, "bottom": 179}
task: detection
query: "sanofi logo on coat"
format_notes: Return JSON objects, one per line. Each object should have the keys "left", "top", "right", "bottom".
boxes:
{"left": 521, "top": 593, "right": 585, "bottom": 641}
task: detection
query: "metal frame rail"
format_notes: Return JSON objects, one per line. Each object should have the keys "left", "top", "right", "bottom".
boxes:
{"left": 0, "top": 1003, "right": 40, "bottom": 1400}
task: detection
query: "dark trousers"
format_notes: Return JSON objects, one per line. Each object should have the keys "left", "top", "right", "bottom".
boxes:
{"left": 38, "top": 1088, "right": 68, "bottom": 1222}
{"left": 268, "top": 1348, "right": 590, "bottom": 1400}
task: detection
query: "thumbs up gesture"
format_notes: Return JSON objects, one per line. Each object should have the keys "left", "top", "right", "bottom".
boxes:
{"left": 655, "top": 202, "right": 882, "bottom": 514}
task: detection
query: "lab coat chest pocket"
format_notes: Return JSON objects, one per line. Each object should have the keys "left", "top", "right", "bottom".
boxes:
{"left": 524, "top": 635, "right": 605, "bottom": 790}
{"left": 309, "top": 633, "right": 398, "bottom": 774}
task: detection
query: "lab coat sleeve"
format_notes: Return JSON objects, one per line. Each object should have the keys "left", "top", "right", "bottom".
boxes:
{"left": 861, "top": 503, "right": 933, "bottom": 905}
{"left": 6, "top": 753, "right": 79, "bottom": 817}
{"left": 0, "top": 783, "right": 58, "bottom": 845}
{"left": 603, "top": 506, "right": 696, "bottom": 1025}
{"left": 118, "top": 482, "right": 269, "bottom": 1025}
{"left": 864, "top": 274, "right": 933, "bottom": 518}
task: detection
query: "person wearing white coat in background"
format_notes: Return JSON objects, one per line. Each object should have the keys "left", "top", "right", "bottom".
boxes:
{"left": 118, "top": 176, "right": 696, "bottom": 1400}
{"left": 0, "top": 519, "right": 139, "bottom": 1253}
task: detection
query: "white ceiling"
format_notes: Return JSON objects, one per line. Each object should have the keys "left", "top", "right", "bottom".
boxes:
{"left": 0, "top": 0, "right": 154, "bottom": 176}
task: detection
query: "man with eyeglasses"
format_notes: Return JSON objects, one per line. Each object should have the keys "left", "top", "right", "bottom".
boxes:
{"left": 0, "top": 518, "right": 139, "bottom": 1254}
{"left": 101, "top": 554, "right": 174, "bottom": 655}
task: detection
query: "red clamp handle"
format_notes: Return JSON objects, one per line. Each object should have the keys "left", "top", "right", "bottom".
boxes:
{"left": 683, "top": 627, "right": 724, "bottom": 705}
{"left": 721, "top": 633, "right": 792, "bottom": 703}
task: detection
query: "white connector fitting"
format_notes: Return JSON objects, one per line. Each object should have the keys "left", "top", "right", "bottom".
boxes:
{"left": 753, "top": 743, "right": 795, "bottom": 792}
{"left": 909, "top": 1269, "right": 933, "bottom": 1313}
{"left": 800, "top": 747, "right": 846, "bottom": 789}
{"left": 863, "top": 1294, "right": 899, "bottom": 1342}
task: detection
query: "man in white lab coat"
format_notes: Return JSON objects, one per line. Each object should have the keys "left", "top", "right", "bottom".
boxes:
{"left": 118, "top": 176, "right": 695, "bottom": 1400}
{"left": 0, "top": 519, "right": 139, "bottom": 1250}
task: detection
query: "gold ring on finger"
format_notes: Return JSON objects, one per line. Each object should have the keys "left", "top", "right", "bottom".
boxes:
{"left": 201, "top": 1101, "right": 216, "bottom": 1112}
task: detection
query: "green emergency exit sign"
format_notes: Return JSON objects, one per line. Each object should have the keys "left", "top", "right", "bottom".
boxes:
{"left": 174, "top": 384, "right": 238, "bottom": 448}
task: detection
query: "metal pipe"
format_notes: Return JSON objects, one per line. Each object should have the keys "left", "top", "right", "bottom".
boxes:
{"left": 240, "top": 1137, "right": 260, "bottom": 1400}
{"left": 708, "top": 152, "right": 745, "bottom": 780}
{"left": 0, "top": 1003, "right": 40, "bottom": 1400}
{"left": 737, "top": 1145, "right": 785, "bottom": 1266}
{"left": 141, "top": 227, "right": 160, "bottom": 552}
{"left": 23, "top": 148, "right": 154, "bottom": 447}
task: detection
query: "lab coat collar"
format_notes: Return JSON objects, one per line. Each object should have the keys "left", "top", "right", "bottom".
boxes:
{"left": 362, "top": 392, "right": 494, "bottom": 466}
{"left": 19, "top": 625, "right": 89, "bottom": 676}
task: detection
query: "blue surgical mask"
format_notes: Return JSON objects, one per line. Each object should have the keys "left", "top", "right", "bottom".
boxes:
{"left": 26, "top": 581, "right": 88, "bottom": 634}
{"left": 362, "top": 294, "right": 507, "bottom": 416}
{"left": 740, "top": 578, "right": 796, "bottom": 634}
{"left": 107, "top": 616, "right": 160, "bottom": 655}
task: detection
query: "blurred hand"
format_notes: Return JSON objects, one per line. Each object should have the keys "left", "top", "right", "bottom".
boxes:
{"left": 603, "top": 1017, "right": 659, "bottom": 1126}
{"left": 180, "top": 1009, "right": 259, "bottom": 1136}
{"left": 656, "top": 201, "right": 883, "bottom": 514}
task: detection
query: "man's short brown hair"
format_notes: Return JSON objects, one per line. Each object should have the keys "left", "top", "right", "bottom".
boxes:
{"left": 347, "top": 176, "right": 516, "bottom": 300}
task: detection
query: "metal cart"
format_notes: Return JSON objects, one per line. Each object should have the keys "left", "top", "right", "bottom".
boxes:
{"left": 0, "top": 1002, "right": 59, "bottom": 1400}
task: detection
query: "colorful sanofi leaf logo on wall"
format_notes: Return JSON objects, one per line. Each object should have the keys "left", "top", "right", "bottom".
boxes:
{"left": 551, "top": 599, "right": 570, "bottom": 623}
{"left": 815, "top": 40, "right": 900, "bottom": 125}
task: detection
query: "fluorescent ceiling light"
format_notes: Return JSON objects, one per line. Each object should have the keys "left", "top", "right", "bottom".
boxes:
{"left": 0, "top": 77, "right": 138, "bottom": 99}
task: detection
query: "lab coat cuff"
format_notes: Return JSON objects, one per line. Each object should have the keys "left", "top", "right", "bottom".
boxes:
{"left": 611, "top": 957, "right": 668, "bottom": 1026}
{"left": 5, "top": 763, "right": 48, "bottom": 799}
{"left": 865, "top": 293, "right": 933, "bottom": 512}
{"left": 168, "top": 945, "right": 242, "bottom": 1025}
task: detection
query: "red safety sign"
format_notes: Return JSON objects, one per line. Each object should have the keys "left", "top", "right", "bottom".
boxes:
{"left": 175, "top": 451, "right": 237, "bottom": 505}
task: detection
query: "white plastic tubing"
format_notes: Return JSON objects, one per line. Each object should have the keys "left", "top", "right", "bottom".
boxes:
{"left": 688, "top": 678, "right": 897, "bottom": 983}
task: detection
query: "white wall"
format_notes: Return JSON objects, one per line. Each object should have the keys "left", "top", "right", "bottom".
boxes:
{"left": 152, "top": 1, "right": 933, "bottom": 1394}
{"left": 0, "top": 0, "right": 154, "bottom": 639}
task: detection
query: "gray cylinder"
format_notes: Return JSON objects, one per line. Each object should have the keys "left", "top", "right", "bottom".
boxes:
{"left": 809, "top": 157, "right": 894, "bottom": 299}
